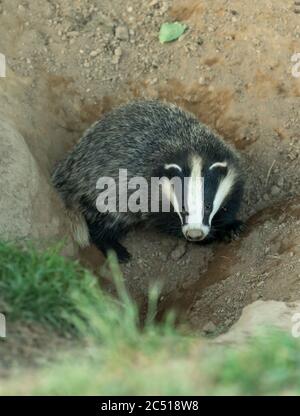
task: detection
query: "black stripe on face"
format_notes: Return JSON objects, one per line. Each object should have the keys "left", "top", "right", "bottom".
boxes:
{"left": 161, "top": 162, "right": 189, "bottom": 219}
{"left": 203, "top": 163, "right": 229, "bottom": 224}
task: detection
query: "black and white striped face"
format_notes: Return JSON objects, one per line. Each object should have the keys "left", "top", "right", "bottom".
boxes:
{"left": 162, "top": 155, "right": 237, "bottom": 241}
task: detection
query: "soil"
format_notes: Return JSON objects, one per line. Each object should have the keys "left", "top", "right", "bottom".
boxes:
{"left": 0, "top": 0, "right": 300, "bottom": 336}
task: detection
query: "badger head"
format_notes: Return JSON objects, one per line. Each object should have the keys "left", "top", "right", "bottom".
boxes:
{"left": 159, "top": 153, "right": 241, "bottom": 242}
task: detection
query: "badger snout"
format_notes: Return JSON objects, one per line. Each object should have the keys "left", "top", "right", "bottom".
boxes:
{"left": 185, "top": 229, "right": 205, "bottom": 241}
{"left": 182, "top": 224, "right": 209, "bottom": 242}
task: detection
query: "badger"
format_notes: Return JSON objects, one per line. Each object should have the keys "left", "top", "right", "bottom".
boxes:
{"left": 52, "top": 101, "right": 244, "bottom": 262}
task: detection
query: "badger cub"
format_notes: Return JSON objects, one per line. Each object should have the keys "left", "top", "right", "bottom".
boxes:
{"left": 52, "top": 101, "right": 244, "bottom": 262}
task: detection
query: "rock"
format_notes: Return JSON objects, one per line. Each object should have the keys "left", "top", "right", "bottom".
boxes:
{"left": 114, "top": 47, "right": 122, "bottom": 57}
{"left": 277, "top": 177, "right": 284, "bottom": 187}
{"left": 0, "top": 119, "right": 76, "bottom": 256}
{"left": 197, "top": 37, "right": 204, "bottom": 45}
{"left": 198, "top": 76, "right": 206, "bottom": 85}
{"left": 67, "top": 31, "right": 79, "bottom": 38}
{"left": 170, "top": 241, "right": 187, "bottom": 261}
{"left": 90, "top": 49, "right": 101, "bottom": 58}
{"left": 115, "top": 25, "right": 129, "bottom": 41}
{"left": 271, "top": 185, "right": 280, "bottom": 196}
{"left": 203, "top": 321, "right": 217, "bottom": 334}
{"left": 215, "top": 300, "right": 300, "bottom": 345}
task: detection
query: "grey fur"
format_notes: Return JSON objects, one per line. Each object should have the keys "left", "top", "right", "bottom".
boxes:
{"left": 52, "top": 100, "right": 243, "bottom": 259}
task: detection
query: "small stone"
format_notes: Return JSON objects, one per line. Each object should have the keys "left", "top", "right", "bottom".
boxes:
{"left": 277, "top": 177, "right": 284, "bottom": 187}
{"left": 67, "top": 31, "right": 79, "bottom": 37}
{"left": 112, "top": 55, "right": 120, "bottom": 65}
{"left": 197, "top": 36, "right": 204, "bottom": 45}
{"left": 115, "top": 25, "right": 129, "bottom": 41}
{"left": 203, "top": 321, "right": 217, "bottom": 334}
{"left": 90, "top": 49, "right": 100, "bottom": 57}
{"left": 114, "top": 46, "right": 122, "bottom": 57}
{"left": 198, "top": 76, "right": 206, "bottom": 85}
{"left": 271, "top": 185, "right": 280, "bottom": 196}
{"left": 170, "top": 241, "right": 187, "bottom": 261}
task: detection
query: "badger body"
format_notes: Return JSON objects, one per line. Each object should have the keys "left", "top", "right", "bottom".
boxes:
{"left": 52, "top": 101, "right": 244, "bottom": 262}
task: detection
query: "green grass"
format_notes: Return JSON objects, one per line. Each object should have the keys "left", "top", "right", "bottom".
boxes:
{"left": 0, "top": 241, "right": 300, "bottom": 395}
{"left": 205, "top": 331, "right": 300, "bottom": 395}
{"left": 0, "top": 241, "right": 99, "bottom": 333}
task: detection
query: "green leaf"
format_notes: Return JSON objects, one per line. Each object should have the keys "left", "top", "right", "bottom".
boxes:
{"left": 159, "top": 22, "right": 187, "bottom": 43}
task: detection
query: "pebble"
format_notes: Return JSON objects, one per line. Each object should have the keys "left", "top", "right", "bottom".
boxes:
{"left": 90, "top": 49, "right": 101, "bottom": 57}
{"left": 198, "top": 76, "right": 206, "bottom": 85}
{"left": 170, "top": 241, "right": 187, "bottom": 261}
{"left": 115, "top": 25, "right": 129, "bottom": 41}
{"left": 114, "top": 47, "right": 122, "bottom": 57}
{"left": 277, "top": 177, "right": 284, "bottom": 187}
{"left": 202, "top": 321, "right": 217, "bottom": 334}
{"left": 197, "top": 37, "right": 204, "bottom": 45}
{"left": 67, "top": 31, "right": 79, "bottom": 38}
{"left": 271, "top": 185, "right": 280, "bottom": 196}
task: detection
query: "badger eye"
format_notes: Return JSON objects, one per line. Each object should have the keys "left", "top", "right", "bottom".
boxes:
{"left": 205, "top": 203, "right": 212, "bottom": 212}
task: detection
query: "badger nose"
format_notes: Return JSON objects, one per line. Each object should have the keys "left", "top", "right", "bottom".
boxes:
{"left": 185, "top": 229, "right": 205, "bottom": 241}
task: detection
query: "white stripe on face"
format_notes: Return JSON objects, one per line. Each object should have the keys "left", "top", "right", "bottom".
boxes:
{"left": 182, "top": 155, "right": 209, "bottom": 240}
{"left": 186, "top": 156, "right": 204, "bottom": 226}
{"left": 161, "top": 177, "right": 183, "bottom": 224}
{"left": 209, "top": 168, "right": 236, "bottom": 225}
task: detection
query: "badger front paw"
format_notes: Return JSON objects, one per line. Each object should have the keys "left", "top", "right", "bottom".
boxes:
{"left": 112, "top": 242, "right": 132, "bottom": 263}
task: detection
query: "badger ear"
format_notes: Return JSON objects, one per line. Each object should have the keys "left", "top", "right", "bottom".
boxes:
{"left": 162, "top": 163, "right": 183, "bottom": 179}
{"left": 209, "top": 161, "right": 228, "bottom": 175}
{"left": 154, "top": 163, "right": 182, "bottom": 179}
{"left": 164, "top": 163, "right": 182, "bottom": 172}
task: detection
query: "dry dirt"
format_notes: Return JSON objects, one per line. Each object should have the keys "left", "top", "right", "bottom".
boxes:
{"left": 0, "top": 0, "right": 300, "bottom": 335}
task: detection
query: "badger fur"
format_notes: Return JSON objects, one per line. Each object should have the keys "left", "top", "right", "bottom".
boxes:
{"left": 52, "top": 101, "right": 244, "bottom": 262}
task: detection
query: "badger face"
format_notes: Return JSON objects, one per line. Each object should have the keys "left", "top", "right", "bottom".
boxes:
{"left": 162, "top": 155, "right": 237, "bottom": 242}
